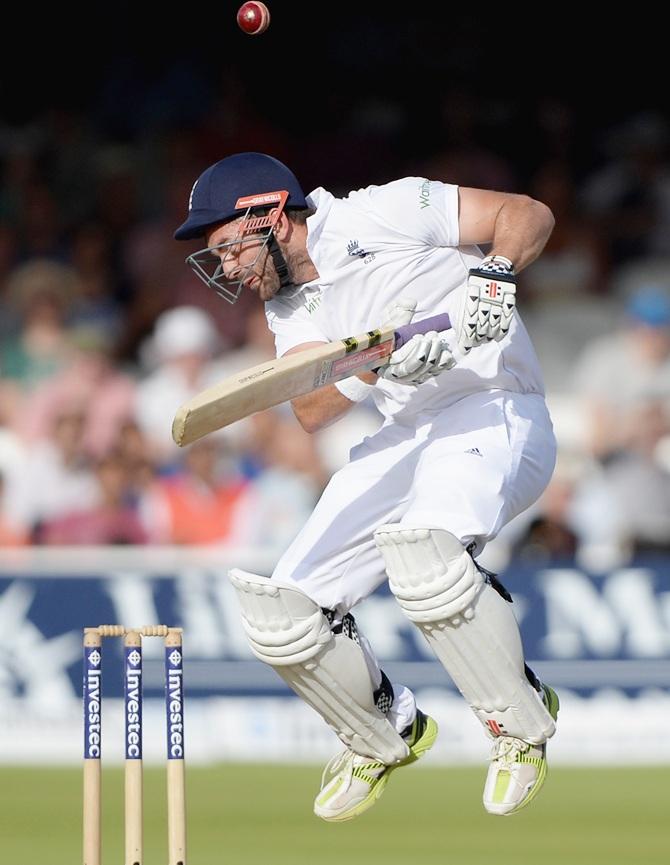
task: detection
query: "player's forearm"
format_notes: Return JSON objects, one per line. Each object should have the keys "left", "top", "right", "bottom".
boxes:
{"left": 291, "top": 381, "right": 366, "bottom": 433}
{"left": 291, "top": 384, "right": 353, "bottom": 433}
{"left": 489, "top": 195, "right": 555, "bottom": 272}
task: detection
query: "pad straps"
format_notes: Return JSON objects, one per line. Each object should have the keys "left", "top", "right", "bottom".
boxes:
{"left": 324, "top": 609, "right": 395, "bottom": 716}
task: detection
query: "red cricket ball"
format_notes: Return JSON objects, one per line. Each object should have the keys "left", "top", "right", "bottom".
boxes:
{"left": 237, "top": 2, "right": 271, "bottom": 36}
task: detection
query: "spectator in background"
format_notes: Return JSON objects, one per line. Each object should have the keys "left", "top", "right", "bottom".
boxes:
{"left": 143, "top": 438, "right": 249, "bottom": 545}
{"left": 115, "top": 420, "right": 156, "bottom": 487}
{"left": 134, "top": 305, "right": 227, "bottom": 467}
{"left": 0, "top": 259, "right": 77, "bottom": 394}
{"left": 597, "top": 401, "right": 670, "bottom": 555}
{"left": 0, "top": 406, "right": 26, "bottom": 487}
{"left": 114, "top": 420, "right": 161, "bottom": 533}
{"left": 572, "top": 284, "right": 670, "bottom": 461}
{"left": 569, "top": 399, "right": 670, "bottom": 566}
{"left": 3, "top": 409, "right": 98, "bottom": 540}
{"left": 570, "top": 284, "right": 670, "bottom": 565}
{"left": 39, "top": 450, "right": 148, "bottom": 545}
{"left": 16, "top": 325, "right": 136, "bottom": 459}
{"left": 0, "top": 471, "right": 27, "bottom": 546}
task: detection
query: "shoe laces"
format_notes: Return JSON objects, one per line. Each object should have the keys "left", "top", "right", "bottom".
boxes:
{"left": 491, "top": 736, "right": 531, "bottom": 767}
{"left": 321, "top": 748, "right": 385, "bottom": 792}
{"left": 321, "top": 749, "right": 355, "bottom": 792}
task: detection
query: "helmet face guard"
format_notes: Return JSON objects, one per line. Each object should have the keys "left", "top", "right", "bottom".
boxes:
{"left": 185, "top": 190, "right": 289, "bottom": 304}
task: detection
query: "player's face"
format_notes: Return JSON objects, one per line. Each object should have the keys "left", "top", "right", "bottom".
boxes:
{"left": 209, "top": 221, "right": 281, "bottom": 301}
{"left": 186, "top": 219, "right": 281, "bottom": 304}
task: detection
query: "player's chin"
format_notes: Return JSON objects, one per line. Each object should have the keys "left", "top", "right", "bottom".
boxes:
{"left": 258, "top": 281, "right": 280, "bottom": 302}
{"left": 243, "top": 275, "right": 261, "bottom": 296}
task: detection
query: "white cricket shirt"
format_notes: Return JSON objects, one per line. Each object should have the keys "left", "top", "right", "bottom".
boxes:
{"left": 265, "top": 178, "right": 545, "bottom": 423}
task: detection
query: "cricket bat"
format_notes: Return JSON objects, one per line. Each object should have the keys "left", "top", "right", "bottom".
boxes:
{"left": 172, "top": 312, "right": 452, "bottom": 446}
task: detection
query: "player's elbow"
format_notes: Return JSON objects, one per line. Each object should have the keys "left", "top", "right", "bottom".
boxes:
{"left": 291, "top": 388, "right": 350, "bottom": 433}
{"left": 526, "top": 195, "right": 555, "bottom": 235}
{"left": 291, "top": 401, "right": 322, "bottom": 434}
{"left": 298, "top": 415, "right": 322, "bottom": 435}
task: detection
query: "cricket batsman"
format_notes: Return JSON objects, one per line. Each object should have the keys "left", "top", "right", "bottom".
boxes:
{"left": 174, "top": 152, "right": 560, "bottom": 822}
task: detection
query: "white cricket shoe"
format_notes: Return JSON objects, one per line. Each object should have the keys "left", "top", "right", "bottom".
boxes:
{"left": 483, "top": 684, "right": 560, "bottom": 816}
{"left": 314, "top": 710, "right": 438, "bottom": 822}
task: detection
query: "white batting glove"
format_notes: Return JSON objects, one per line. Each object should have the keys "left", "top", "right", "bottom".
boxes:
{"left": 458, "top": 255, "right": 516, "bottom": 353}
{"left": 382, "top": 296, "right": 417, "bottom": 329}
{"left": 380, "top": 331, "right": 456, "bottom": 385}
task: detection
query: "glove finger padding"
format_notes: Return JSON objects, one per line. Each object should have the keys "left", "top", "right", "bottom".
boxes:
{"left": 387, "top": 333, "right": 433, "bottom": 377}
{"left": 438, "top": 345, "right": 457, "bottom": 370}
{"left": 381, "top": 331, "right": 455, "bottom": 385}
{"left": 499, "top": 293, "right": 515, "bottom": 337}
{"left": 411, "top": 346, "right": 456, "bottom": 384}
{"left": 425, "top": 332, "right": 449, "bottom": 366}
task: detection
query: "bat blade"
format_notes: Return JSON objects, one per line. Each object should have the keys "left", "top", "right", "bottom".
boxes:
{"left": 172, "top": 312, "right": 451, "bottom": 446}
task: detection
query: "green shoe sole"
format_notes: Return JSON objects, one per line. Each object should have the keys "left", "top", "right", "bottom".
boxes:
{"left": 320, "top": 716, "right": 439, "bottom": 823}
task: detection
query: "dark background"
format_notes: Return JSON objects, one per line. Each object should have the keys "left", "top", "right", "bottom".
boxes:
{"left": 2, "top": 4, "right": 665, "bottom": 189}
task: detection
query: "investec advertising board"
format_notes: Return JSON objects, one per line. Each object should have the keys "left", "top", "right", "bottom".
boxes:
{"left": 0, "top": 547, "right": 668, "bottom": 765}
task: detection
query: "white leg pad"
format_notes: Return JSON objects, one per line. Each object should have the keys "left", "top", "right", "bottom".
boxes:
{"left": 229, "top": 569, "right": 409, "bottom": 763}
{"left": 374, "top": 526, "right": 556, "bottom": 744}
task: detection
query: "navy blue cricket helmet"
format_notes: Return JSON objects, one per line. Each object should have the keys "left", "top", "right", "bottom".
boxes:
{"left": 174, "top": 152, "right": 307, "bottom": 241}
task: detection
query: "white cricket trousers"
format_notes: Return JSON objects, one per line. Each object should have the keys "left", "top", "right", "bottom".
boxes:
{"left": 272, "top": 389, "right": 555, "bottom": 734}
{"left": 273, "top": 390, "right": 556, "bottom": 613}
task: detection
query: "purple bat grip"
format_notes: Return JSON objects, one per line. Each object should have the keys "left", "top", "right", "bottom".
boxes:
{"left": 393, "top": 313, "right": 452, "bottom": 350}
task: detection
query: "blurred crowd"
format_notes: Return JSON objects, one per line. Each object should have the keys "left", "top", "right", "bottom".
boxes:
{"left": 1, "top": 78, "right": 670, "bottom": 570}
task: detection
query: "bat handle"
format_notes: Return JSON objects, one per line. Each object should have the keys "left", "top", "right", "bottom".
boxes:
{"left": 393, "top": 313, "right": 452, "bottom": 350}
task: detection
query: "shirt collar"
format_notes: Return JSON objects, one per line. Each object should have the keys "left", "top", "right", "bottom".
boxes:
{"left": 305, "top": 187, "right": 335, "bottom": 273}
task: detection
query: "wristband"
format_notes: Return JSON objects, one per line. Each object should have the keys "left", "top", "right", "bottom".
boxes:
{"left": 479, "top": 254, "right": 515, "bottom": 274}
{"left": 334, "top": 376, "right": 375, "bottom": 403}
